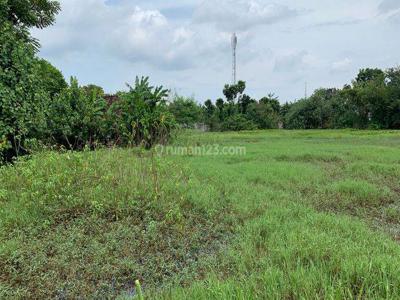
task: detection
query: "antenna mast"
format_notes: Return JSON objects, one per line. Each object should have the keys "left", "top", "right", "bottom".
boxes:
{"left": 231, "top": 33, "right": 237, "bottom": 85}
{"left": 305, "top": 81, "right": 308, "bottom": 100}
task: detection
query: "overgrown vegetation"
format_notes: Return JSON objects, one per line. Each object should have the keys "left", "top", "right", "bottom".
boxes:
{"left": 0, "top": 149, "right": 233, "bottom": 298}
{"left": 2, "top": 130, "right": 400, "bottom": 298}
{"left": 0, "top": 1, "right": 176, "bottom": 162}
{"left": 168, "top": 68, "right": 400, "bottom": 132}
{"left": 2, "top": 0, "right": 399, "bottom": 163}
{"left": 284, "top": 68, "right": 400, "bottom": 130}
{"left": 108, "top": 77, "right": 176, "bottom": 149}
{"left": 2, "top": 1, "right": 400, "bottom": 298}
{"left": 151, "top": 130, "right": 400, "bottom": 299}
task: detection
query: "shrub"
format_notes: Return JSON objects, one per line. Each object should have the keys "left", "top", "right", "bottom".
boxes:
{"left": 221, "top": 114, "right": 258, "bottom": 131}
{"left": 48, "top": 77, "right": 107, "bottom": 150}
{"left": 0, "top": 22, "right": 51, "bottom": 162}
{"left": 246, "top": 102, "right": 280, "bottom": 129}
{"left": 168, "top": 95, "right": 203, "bottom": 128}
{"left": 108, "top": 77, "right": 177, "bottom": 148}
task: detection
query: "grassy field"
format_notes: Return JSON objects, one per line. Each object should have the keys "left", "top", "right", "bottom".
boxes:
{"left": 1, "top": 130, "right": 400, "bottom": 299}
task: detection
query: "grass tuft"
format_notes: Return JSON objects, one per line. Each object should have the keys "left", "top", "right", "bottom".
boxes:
{"left": 2, "top": 130, "right": 400, "bottom": 298}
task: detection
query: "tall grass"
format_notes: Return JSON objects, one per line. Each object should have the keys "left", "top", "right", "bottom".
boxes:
{"left": 154, "top": 130, "right": 400, "bottom": 299}
{"left": 0, "top": 149, "right": 232, "bottom": 298}
{"left": 1, "top": 130, "right": 400, "bottom": 298}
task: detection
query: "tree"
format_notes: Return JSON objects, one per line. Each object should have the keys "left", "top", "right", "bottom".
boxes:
{"left": 0, "top": 0, "right": 61, "bottom": 161}
{"left": 223, "top": 80, "right": 246, "bottom": 103}
{"left": 48, "top": 77, "right": 106, "bottom": 149}
{"left": 169, "top": 95, "right": 202, "bottom": 128}
{"left": 221, "top": 114, "right": 257, "bottom": 131}
{"left": 82, "top": 84, "right": 105, "bottom": 98}
{"left": 204, "top": 99, "right": 214, "bottom": 117}
{"left": 246, "top": 102, "right": 280, "bottom": 129}
{"left": 109, "top": 77, "right": 176, "bottom": 148}
{"left": 280, "top": 102, "right": 291, "bottom": 119}
{"left": 281, "top": 69, "right": 400, "bottom": 130}
{"left": 34, "top": 58, "right": 67, "bottom": 98}
{"left": 238, "top": 94, "right": 255, "bottom": 114}
{"left": 1, "top": 0, "right": 61, "bottom": 49}
{"left": 350, "top": 69, "right": 389, "bottom": 128}
{"left": 216, "top": 98, "right": 225, "bottom": 121}
{"left": 260, "top": 94, "right": 280, "bottom": 114}
{"left": 0, "top": 22, "right": 50, "bottom": 161}
{"left": 356, "top": 78, "right": 388, "bottom": 128}
{"left": 284, "top": 96, "right": 327, "bottom": 130}
{"left": 2, "top": 0, "right": 60, "bottom": 29}
{"left": 386, "top": 67, "right": 400, "bottom": 128}
{"left": 355, "top": 68, "right": 385, "bottom": 85}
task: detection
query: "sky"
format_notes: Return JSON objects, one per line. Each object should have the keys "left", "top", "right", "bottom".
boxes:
{"left": 31, "top": 0, "right": 400, "bottom": 103}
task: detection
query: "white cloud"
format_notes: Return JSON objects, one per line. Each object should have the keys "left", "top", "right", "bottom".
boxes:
{"left": 378, "top": 0, "right": 400, "bottom": 13}
{"left": 274, "top": 51, "right": 319, "bottom": 73}
{"left": 31, "top": 0, "right": 400, "bottom": 103}
{"left": 331, "top": 58, "right": 352, "bottom": 72}
{"left": 193, "top": 0, "right": 298, "bottom": 31}
{"left": 33, "top": 0, "right": 226, "bottom": 71}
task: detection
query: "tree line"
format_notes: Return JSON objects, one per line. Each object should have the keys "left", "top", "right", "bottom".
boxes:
{"left": 0, "top": 0, "right": 176, "bottom": 162}
{"left": 1, "top": 1, "right": 399, "bottom": 162}
{"left": 169, "top": 67, "right": 400, "bottom": 131}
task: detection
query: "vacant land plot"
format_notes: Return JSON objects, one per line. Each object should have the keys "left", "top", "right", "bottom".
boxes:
{"left": 1, "top": 130, "right": 400, "bottom": 299}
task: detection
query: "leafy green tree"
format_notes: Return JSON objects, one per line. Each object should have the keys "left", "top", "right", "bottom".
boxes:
{"left": 169, "top": 95, "right": 202, "bottom": 128}
{"left": 216, "top": 98, "right": 225, "bottom": 122}
{"left": 282, "top": 73, "right": 398, "bottom": 130}
{"left": 2, "top": 0, "right": 60, "bottom": 28}
{"left": 326, "top": 88, "right": 356, "bottom": 128}
{"left": 238, "top": 94, "right": 255, "bottom": 114}
{"left": 284, "top": 97, "right": 325, "bottom": 129}
{"left": 356, "top": 79, "right": 388, "bottom": 129}
{"left": 0, "top": 22, "right": 50, "bottom": 161}
{"left": 48, "top": 77, "right": 106, "bottom": 149}
{"left": 82, "top": 84, "right": 105, "bottom": 98}
{"left": 386, "top": 67, "right": 400, "bottom": 128}
{"left": 246, "top": 102, "right": 280, "bottom": 129}
{"left": 260, "top": 94, "right": 280, "bottom": 114}
{"left": 223, "top": 81, "right": 246, "bottom": 116}
{"left": 221, "top": 114, "right": 257, "bottom": 131}
{"left": 223, "top": 80, "right": 246, "bottom": 103}
{"left": 355, "top": 68, "right": 385, "bottom": 85}
{"left": 351, "top": 68, "right": 388, "bottom": 128}
{"left": 0, "top": 0, "right": 61, "bottom": 161}
{"left": 34, "top": 58, "right": 67, "bottom": 98}
{"left": 1, "top": 0, "right": 61, "bottom": 49}
{"left": 109, "top": 77, "right": 176, "bottom": 148}
{"left": 280, "top": 102, "right": 291, "bottom": 119}
{"left": 203, "top": 99, "right": 219, "bottom": 130}
{"left": 204, "top": 99, "right": 215, "bottom": 117}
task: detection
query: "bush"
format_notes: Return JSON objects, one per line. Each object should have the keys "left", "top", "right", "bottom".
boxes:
{"left": 108, "top": 77, "right": 177, "bottom": 149}
{"left": 0, "top": 2, "right": 177, "bottom": 163}
{"left": 0, "top": 22, "right": 51, "bottom": 162}
{"left": 48, "top": 77, "right": 107, "bottom": 150}
{"left": 168, "top": 95, "right": 203, "bottom": 128}
{"left": 221, "top": 114, "right": 258, "bottom": 131}
{"left": 0, "top": 149, "right": 231, "bottom": 298}
{"left": 246, "top": 102, "right": 280, "bottom": 129}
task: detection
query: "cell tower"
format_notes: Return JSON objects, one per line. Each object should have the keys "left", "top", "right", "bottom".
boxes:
{"left": 231, "top": 33, "right": 237, "bottom": 85}
{"left": 305, "top": 81, "right": 308, "bottom": 100}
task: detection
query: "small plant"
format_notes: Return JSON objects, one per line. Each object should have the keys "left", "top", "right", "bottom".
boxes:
{"left": 135, "top": 280, "right": 144, "bottom": 300}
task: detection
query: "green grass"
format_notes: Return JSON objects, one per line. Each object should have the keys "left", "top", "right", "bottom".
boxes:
{"left": 1, "top": 130, "right": 400, "bottom": 299}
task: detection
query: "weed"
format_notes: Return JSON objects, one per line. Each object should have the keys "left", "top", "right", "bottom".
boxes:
{"left": 2, "top": 130, "right": 400, "bottom": 298}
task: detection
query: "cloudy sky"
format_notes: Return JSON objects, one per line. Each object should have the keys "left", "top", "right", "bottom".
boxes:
{"left": 32, "top": 0, "right": 400, "bottom": 103}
